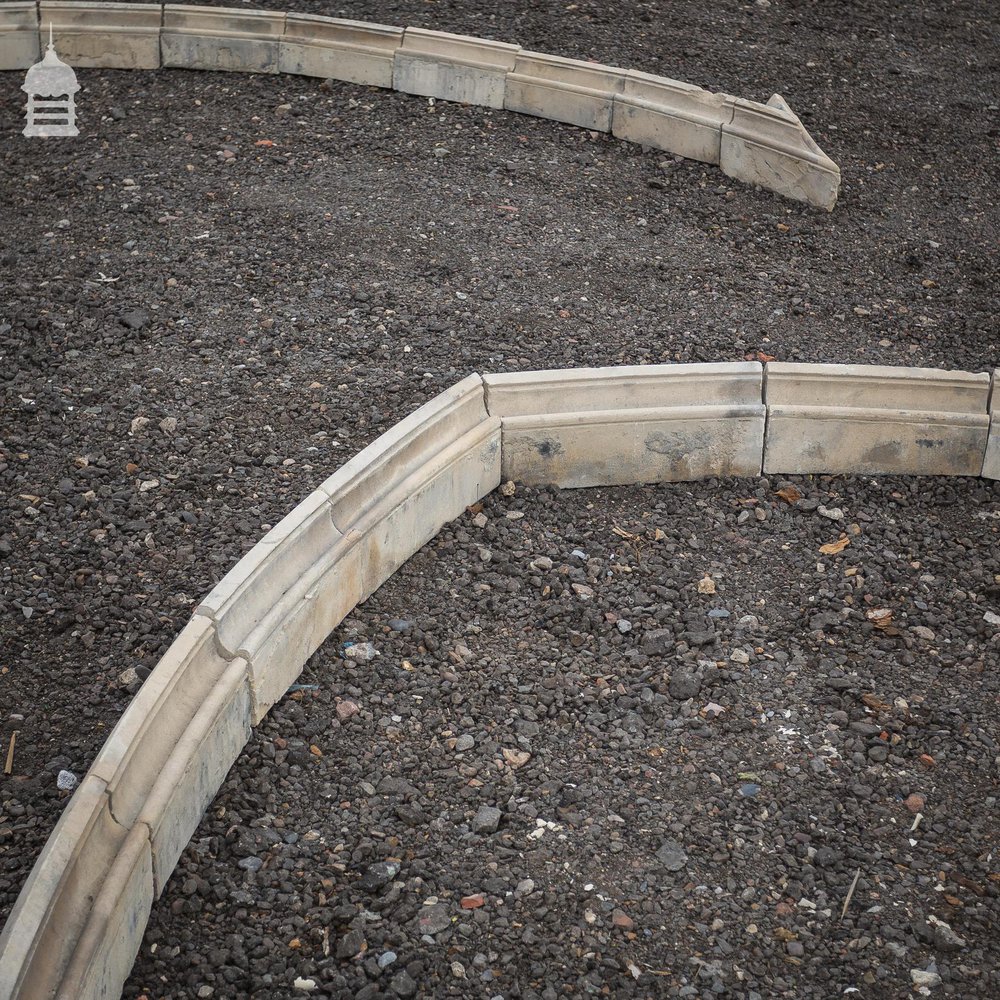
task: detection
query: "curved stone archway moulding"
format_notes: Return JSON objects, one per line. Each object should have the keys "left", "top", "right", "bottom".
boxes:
{"left": 1, "top": 359, "right": 999, "bottom": 999}
{"left": 0, "top": 1, "right": 841, "bottom": 208}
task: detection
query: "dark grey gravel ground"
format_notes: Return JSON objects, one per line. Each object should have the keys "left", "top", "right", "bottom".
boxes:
{"left": 125, "top": 475, "right": 1000, "bottom": 1000}
{"left": 1, "top": 0, "right": 998, "bottom": 997}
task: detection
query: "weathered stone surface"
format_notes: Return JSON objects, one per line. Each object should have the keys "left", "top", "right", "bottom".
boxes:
{"left": 485, "top": 364, "right": 763, "bottom": 487}
{"left": 721, "top": 93, "right": 840, "bottom": 210}
{"left": 54, "top": 825, "right": 153, "bottom": 1000}
{"left": 346, "top": 420, "right": 502, "bottom": 600}
{"left": 320, "top": 374, "right": 490, "bottom": 528}
{"left": 38, "top": 2, "right": 161, "bottom": 70}
{"left": 0, "top": 2, "right": 40, "bottom": 70}
{"left": 765, "top": 362, "right": 990, "bottom": 413}
{"left": 485, "top": 362, "right": 762, "bottom": 415}
{"left": 246, "top": 381, "right": 497, "bottom": 720}
{"left": 612, "top": 70, "right": 730, "bottom": 164}
{"left": 279, "top": 14, "right": 402, "bottom": 87}
{"left": 242, "top": 529, "right": 365, "bottom": 722}
{"left": 88, "top": 614, "right": 233, "bottom": 829}
{"left": 195, "top": 489, "right": 341, "bottom": 659}
{"left": 161, "top": 5, "right": 285, "bottom": 74}
{"left": 137, "top": 658, "right": 251, "bottom": 891}
{"left": 247, "top": 422, "right": 499, "bottom": 720}
{"left": 980, "top": 369, "right": 1000, "bottom": 480}
{"left": 392, "top": 27, "right": 519, "bottom": 109}
{"left": 0, "top": 776, "right": 127, "bottom": 1000}
{"left": 504, "top": 51, "right": 625, "bottom": 131}
{"left": 764, "top": 363, "right": 991, "bottom": 476}
{"left": 501, "top": 405, "right": 764, "bottom": 487}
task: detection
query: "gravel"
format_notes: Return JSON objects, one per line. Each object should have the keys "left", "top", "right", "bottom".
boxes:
{"left": 1, "top": 0, "right": 998, "bottom": 997}
{"left": 121, "top": 475, "right": 1000, "bottom": 999}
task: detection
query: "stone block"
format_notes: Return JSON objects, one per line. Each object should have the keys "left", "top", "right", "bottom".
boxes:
{"left": 764, "top": 363, "right": 991, "bottom": 476}
{"left": 348, "top": 419, "right": 502, "bottom": 599}
{"left": 245, "top": 529, "right": 367, "bottom": 722}
{"left": 54, "top": 825, "right": 153, "bottom": 1000}
{"left": 196, "top": 489, "right": 341, "bottom": 659}
{"left": 162, "top": 5, "right": 285, "bottom": 74}
{"left": 501, "top": 406, "right": 763, "bottom": 486}
{"left": 484, "top": 362, "right": 763, "bottom": 415}
{"left": 39, "top": 2, "right": 161, "bottom": 70}
{"left": 765, "top": 362, "right": 989, "bottom": 413}
{"left": 0, "top": 2, "right": 40, "bottom": 71}
{"left": 982, "top": 370, "right": 1000, "bottom": 480}
{"left": 279, "top": 14, "right": 402, "bottom": 87}
{"left": 612, "top": 70, "right": 730, "bottom": 164}
{"left": 504, "top": 51, "right": 625, "bottom": 131}
{"left": 393, "top": 27, "right": 519, "bottom": 109}
{"left": 320, "top": 374, "right": 490, "bottom": 529}
{"left": 88, "top": 615, "right": 233, "bottom": 829}
{"left": 138, "top": 658, "right": 251, "bottom": 891}
{"left": 248, "top": 418, "right": 500, "bottom": 721}
{"left": 484, "top": 363, "right": 763, "bottom": 487}
{"left": 0, "top": 776, "right": 127, "bottom": 1000}
{"left": 721, "top": 93, "right": 840, "bottom": 210}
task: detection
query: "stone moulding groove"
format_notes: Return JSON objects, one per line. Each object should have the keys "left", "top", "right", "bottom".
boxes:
{"left": 1, "top": 1, "right": 840, "bottom": 208}
{"left": 1, "top": 361, "right": 998, "bottom": 999}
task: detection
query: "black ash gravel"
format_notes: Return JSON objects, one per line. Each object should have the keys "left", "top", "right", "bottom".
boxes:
{"left": 125, "top": 476, "right": 1000, "bottom": 999}
{"left": 0, "top": 0, "right": 998, "bottom": 995}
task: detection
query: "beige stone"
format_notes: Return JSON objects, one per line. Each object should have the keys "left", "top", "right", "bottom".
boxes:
{"left": 501, "top": 405, "right": 764, "bottom": 487}
{"left": 279, "top": 14, "right": 402, "bottom": 87}
{"left": 244, "top": 529, "right": 366, "bottom": 722}
{"left": 484, "top": 362, "right": 763, "bottom": 416}
{"left": 320, "top": 374, "right": 490, "bottom": 528}
{"left": 138, "top": 659, "right": 251, "bottom": 891}
{"left": 764, "top": 363, "right": 991, "bottom": 476}
{"left": 249, "top": 419, "right": 500, "bottom": 721}
{"left": 54, "top": 825, "right": 153, "bottom": 1000}
{"left": 484, "top": 364, "right": 763, "bottom": 488}
{"left": 347, "top": 420, "right": 502, "bottom": 599}
{"left": 765, "top": 362, "right": 989, "bottom": 412}
{"left": 162, "top": 5, "right": 285, "bottom": 74}
{"left": 392, "top": 27, "right": 519, "bottom": 109}
{"left": 195, "top": 489, "right": 341, "bottom": 659}
{"left": 0, "top": 2, "right": 40, "bottom": 70}
{"left": 38, "top": 2, "right": 161, "bottom": 70}
{"left": 505, "top": 52, "right": 626, "bottom": 131}
{"left": 88, "top": 615, "right": 233, "bottom": 828}
{"left": 0, "top": 776, "right": 127, "bottom": 1000}
{"left": 721, "top": 94, "right": 840, "bottom": 210}
{"left": 612, "top": 70, "right": 730, "bottom": 164}
{"left": 982, "top": 369, "right": 1000, "bottom": 480}
{"left": 765, "top": 406, "right": 988, "bottom": 477}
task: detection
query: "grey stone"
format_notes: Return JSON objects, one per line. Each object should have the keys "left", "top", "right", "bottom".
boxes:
{"left": 720, "top": 94, "right": 840, "bottom": 210}
{"left": 472, "top": 805, "right": 502, "bottom": 834}
{"left": 669, "top": 668, "right": 701, "bottom": 700}
{"left": 415, "top": 902, "right": 452, "bottom": 936}
{"left": 392, "top": 28, "right": 519, "bottom": 110}
{"left": 612, "top": 70, "right": 729, "bottom": 164}
{"left": 656, "top": 840, "right": 688, "bottom": 871}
